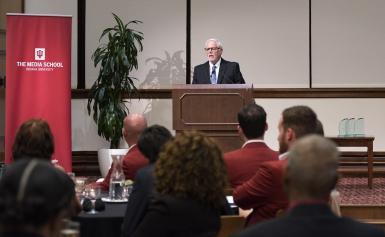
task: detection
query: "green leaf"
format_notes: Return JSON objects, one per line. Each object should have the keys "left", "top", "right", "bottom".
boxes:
{"left": 90, "top": 13, "right": 143, "bottom": 148}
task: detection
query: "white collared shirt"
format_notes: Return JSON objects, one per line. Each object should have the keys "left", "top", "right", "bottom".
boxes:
{"left": 127, "top": 143, "right": 137, "bottom": 152}
{"left": 241, "top": 139, "right": 265, "bottom": 148}
{"left": 279, "top": 151, "right": 289, "bottom": 160}
{"left": 209, "top": 58, "right": 221, "bottom": 82}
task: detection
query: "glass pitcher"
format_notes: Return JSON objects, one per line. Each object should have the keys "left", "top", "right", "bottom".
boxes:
{"left": 109, "top": 155, "right": 125, "bottom": 200}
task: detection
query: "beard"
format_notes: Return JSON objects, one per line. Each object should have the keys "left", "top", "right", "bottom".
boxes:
{"left": 279, "top": 139, "right": 289, "bottom": 154}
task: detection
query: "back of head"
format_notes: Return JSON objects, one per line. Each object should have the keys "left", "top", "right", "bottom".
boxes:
{"left": 123, "top": 114, "right": 148, "bottom": 144}
{"left": 282, "top": 105, "right": 317, "bottom": 139}
{"left": 12, "top": 119, "right": 54, "bottom": 161}
{"left": 237, "top": 103, "right": 267, "bottom": 139}
{"left": 285, "top": 135, "right": 339, "bottom": 200}
{"left": 315, "top": 119, "right": 324, "bottom": 136}
{"left": 137, "top": 125, "right": 172, "bottom": 163}
{"left": 0, "top": 159, "right": 75, "bottom": 230}
{"left": 155, "top": 130, "right": 227, "bottom": 208}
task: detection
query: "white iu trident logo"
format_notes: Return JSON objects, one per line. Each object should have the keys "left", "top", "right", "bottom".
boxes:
{"left": 35, "top": 48, "right": 45, "bottom": 60}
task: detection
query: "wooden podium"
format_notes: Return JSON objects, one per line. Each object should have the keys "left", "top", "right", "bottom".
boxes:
{"left": 172, "top": 84, "right": 253, "bottom": 152}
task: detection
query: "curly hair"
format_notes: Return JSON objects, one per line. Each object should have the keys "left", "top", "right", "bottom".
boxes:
{"left": 154, "top": 130, "right": 227, "bottom": 209}
{"left": 12, "top": 119, "right": 54, "bottom": 160}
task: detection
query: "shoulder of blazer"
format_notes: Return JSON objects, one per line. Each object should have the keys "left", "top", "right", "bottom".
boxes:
{"left": 220, "top": 58, "right": 229, "bottom": 66}
{"left": 195, "top": 61, "right": 210, "bottom": 69}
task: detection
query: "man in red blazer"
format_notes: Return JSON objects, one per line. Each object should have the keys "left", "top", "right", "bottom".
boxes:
{"left": 99, "top": 114, "right": 148, "bottom": 191}
{"left": 233, "top": 105, "right": 318, "bottom": 227}
{"left": 234, "top": 135, "right": 385, "bottom": 237}
{"left": 224, "top": 103, "right": 278, "bottom": 188}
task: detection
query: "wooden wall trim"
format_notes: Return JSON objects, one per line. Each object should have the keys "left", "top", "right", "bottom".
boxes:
{"left": 72, "top": 88, "right": 172, "bottom": 99}
{"left": 252, "top": 88, "right": 385, "bottom": 98}
{"left": 72, "top": 150, "right": 385, "bottom": 177}
{"left": 72, "top": 88, "right": 385, "bottom": 99}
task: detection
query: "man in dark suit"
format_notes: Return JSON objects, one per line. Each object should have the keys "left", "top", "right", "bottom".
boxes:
{"left": 233, "top": 106, "right": 318, "bottom": 227}
{"left": 192, "top": 38, "right": 245, "bottom": 84}
{"left": 233, "top": 135, "right": 385, "bottom": 237}
{"left": 121, "top": 125, "right": 172, "bottom": 237}
{"left": 224, "top": 103, "right": 278, "bottom": 188}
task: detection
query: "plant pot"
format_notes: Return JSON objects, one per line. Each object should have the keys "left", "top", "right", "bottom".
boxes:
{"left": 97, "top": 148, "right": 128, "bottom": 178}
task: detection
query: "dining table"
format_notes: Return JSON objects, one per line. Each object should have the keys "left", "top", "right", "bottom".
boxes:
{"left": 74, "top": 199, "right": 127, "bottom": 237}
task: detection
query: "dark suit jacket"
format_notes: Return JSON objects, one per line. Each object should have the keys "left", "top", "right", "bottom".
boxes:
{"left": 233, "top": 203, "right": 385, "bottom": 237}
{"left": 121, "top": 164, "right": 155, "bottom": 237}
{"left": 132, "top": 194, "right": 221, "bottom": 237}
{"left": 224, "top": 142, "right": 278, "bottom": 188}
{"left": 233, "top": 159, "right": 289, "bottom": 227}
{"left": 100, "top": 145, "right": 147, "bottom": 191}
{"left": 192, "top": 59, "right": 245, "bottom": 84}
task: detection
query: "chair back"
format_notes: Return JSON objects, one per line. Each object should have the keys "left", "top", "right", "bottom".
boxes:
{"left": 217, "top": 215, "right": 245, "bottom": 237}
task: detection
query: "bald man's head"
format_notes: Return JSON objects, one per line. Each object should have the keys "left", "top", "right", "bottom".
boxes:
{"left": 123, "top": 114, "right": 147, "bottom": 146}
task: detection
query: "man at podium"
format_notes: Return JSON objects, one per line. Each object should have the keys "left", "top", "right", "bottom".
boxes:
{"left": 192, "top": 38, "right": 245, "bottom": 84}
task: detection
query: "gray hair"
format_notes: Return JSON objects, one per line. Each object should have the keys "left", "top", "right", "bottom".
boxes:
{"left": 285, "top": 135, "right": 339, "bottom": 199}
{"left": 205, "top": 38, "right": 223, "bottom": 49}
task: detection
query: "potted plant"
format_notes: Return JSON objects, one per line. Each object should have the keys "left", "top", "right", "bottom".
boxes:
{"left": 87, "top": 13, "right": 143, "bottom": 149}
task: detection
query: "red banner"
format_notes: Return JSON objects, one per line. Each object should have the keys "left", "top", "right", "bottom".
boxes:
{"left": 5, "top": 14, "right": 72, "bottom": 171}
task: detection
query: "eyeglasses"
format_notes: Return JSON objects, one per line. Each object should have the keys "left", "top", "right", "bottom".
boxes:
{"left": 204, "top": 47, "right": 221, "bottom": 52}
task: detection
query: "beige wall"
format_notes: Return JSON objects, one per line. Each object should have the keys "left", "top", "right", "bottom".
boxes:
{"left": 85, "top": 0, "right": 186, "bottom": 89}
{"left": 312, "top": 0, "right": 385, "bottom": 87}
{"left": 192, "top": 0, "right": 309, "bottom": 88}
{"left": 25, "top": 0, "right": 78, "bottom": 87}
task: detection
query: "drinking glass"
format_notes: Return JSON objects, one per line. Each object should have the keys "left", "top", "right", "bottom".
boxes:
{"left": 338, "top": 118, "right": 348, "bottom": 137}
{"left": 346, "top": 118, "right": 356, "bottom": 137}
{"left": 355, "top": 118, "right": 365, "bottom": 136}
{"left": 74, "top": 178, "right": 86, "bottom": 198}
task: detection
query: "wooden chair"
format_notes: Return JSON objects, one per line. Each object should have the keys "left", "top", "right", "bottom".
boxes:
{"left": 217, "top": 215, "right": 245, "bottom": 237}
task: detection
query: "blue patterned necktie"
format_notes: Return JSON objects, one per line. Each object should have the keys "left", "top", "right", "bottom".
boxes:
{"left": 210, "top": 65, "right": 217, "bottom": 84}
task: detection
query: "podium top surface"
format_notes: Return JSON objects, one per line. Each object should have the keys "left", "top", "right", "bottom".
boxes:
{"left": 172, "top": 84, "right": 253, "bottom": 90}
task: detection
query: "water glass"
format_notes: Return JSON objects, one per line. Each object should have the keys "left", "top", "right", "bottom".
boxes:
{"left": 346, "top": 118, "right": 356, "bottom": 137}
{"left": 84, "top": 186, "right": 101, "bottom": 200}
{"left": 74, "top": 178, "right": 86, "bottom": 197}
{"left": 338, "top": 118, "right": 348, "bottom": 136}
{"left": 354, "top": 118, "right": 365, "bottom": 136}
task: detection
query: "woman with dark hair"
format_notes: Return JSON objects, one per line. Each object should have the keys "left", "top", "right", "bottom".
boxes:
{"left": 12, "top": 119, "right": 54, "bottom": 161}
{"left": 132, "top": 130, "right": 228, "bottom": 237}
{"left": 0, "top": 159, "right": 77, "bottom": 237}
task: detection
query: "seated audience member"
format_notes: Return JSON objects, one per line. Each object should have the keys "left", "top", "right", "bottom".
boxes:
{"left": 233, "top": 105, "right": 318, "bottom": 226}
{"left": 99, "top": 113, "right": 147, "bottom": 190}
{"left": 132, "top": 131, "right": 229, "bottom": 237}
{"left": 233, "top": 135, "right": 385, "bottom": 237}
{"left": 12, "top": 118, "right": 65, "bottom": 171}
{"left": 12, "top": 119, "right": 54, "bottom": 161}
{"left": 224, "top": 103, "right": 278, "bottom": 188}
{"left": 315, "top": 119, "right": 324, "bottom": 136}
{"left": 121, "top": 125, "right": 172, "bottom": 237}
{"left": 0, "top": 159, "right": 78, "bottom": 237}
